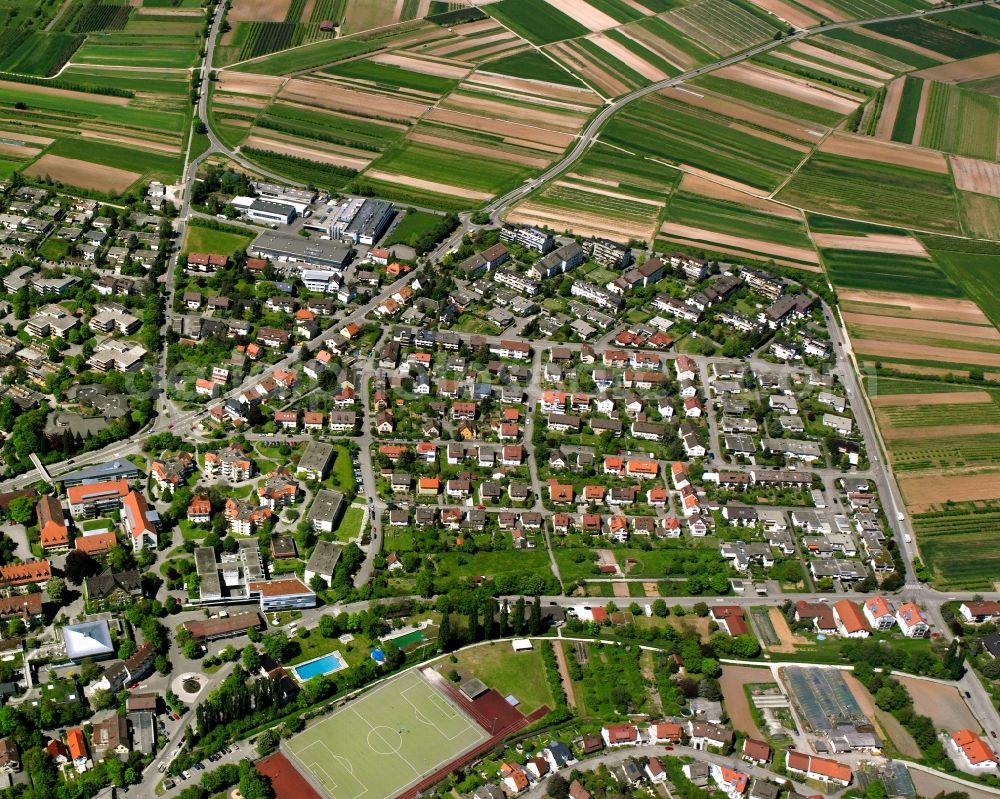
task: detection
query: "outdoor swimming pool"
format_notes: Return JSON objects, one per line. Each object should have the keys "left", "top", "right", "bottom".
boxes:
{"left": 292, "top": 651, "right": 348, "bottom": 681}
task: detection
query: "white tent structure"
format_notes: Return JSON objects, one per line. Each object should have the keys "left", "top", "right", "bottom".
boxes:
{"left": 63, "top": 620, "right": 115, "bottom": 661}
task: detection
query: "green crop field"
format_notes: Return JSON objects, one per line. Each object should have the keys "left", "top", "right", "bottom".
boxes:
{"left": 824, "top": 0, "right": 925, "bottom": 19}
{"left": 693, "top": 73, "right": 851, "bottom": 127}
{"left": 257, "top": 103, "right": 403, "bottom": 152}
{"left": 604, "top": 94, "right": 804, "bottom": 191}
{"left": 628, "top": 16, "right": 715, "bottom": 66}
{"left": 235, "top": 25, "right": 415, "bottom": 73}
{"left": 661, "top": 0, "right": 781, "bottom": 56}
{"left": 822, "top": 28, "right": 940, "bottom": 70}
{"left": 485, "top": 0, "right": 589, "bottom": 45}
{"left": 866, "top": 17, "right": 1000, "bottom": 59}
{"left": 935, "top": 5, "right": 1000, "bottom": 39}
{"left": 914, "top": 504, "right": 1000, "bottom": 590}
{"left": 821, "top": 248, "right": 962, "bottom": 297}
{"left": 0, "top": 30, "right": 83, "bottom": 75}
{"left": 514, "top": 143, "right": 680, "bottom": 239}
{"left": 323, "top": 59, "right": 458, "bottom": 94}
{"left": 286, "top": 671, "right": 488, "bottom": 799}
{"left": 480, "top": 50, "right": 585, "bottom": 87}
{"left": 555, "top": 35, "right": 650, "bottom": 93}
{"left": 776, "top": 151, "right": 962, "bottom": 233}
{"left": 479, "top": 50, "right": 584, "bottom": 87}
{"left": 921, "top": 236, "right": 1000, "bottom": 329}
{"left": 889, "top": 435, "right": 1000, "bottom": 471}
{"left": 384, "top": 210, "right": 448, "bottom": 247}
{"left": 587, "top": 0, "right": 649, "bottom": 22}
{"left": 881, "top": 402, "right": 1000, "bottom": 429}
{"left": 603, "top": 28, "right": 682, "bottom": 79}
{"left": 918, "top": 82, "right": 998, "bottom": 160}
{"left": 365, "top": 139, "right": 535, "bottom": 195}
{"left": 890, "top": 75, "right": 921, "bottom": 143}
{"left": 667, "top": 191, "right": 814, "bottom": 250}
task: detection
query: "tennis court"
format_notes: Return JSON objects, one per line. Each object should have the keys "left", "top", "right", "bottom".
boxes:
{"left": 285, "top": 670, "right": 489, "bottom": 799}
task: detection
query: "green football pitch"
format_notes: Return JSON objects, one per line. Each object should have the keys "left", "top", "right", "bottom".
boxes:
{"left": 285, "top": 670, "right": 489, "bottom": 799}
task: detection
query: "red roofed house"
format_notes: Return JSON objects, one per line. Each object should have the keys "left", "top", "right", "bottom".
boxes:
{"left": 952, "top": 729, "right": 998, "bottom": 770}
{"left": 833, "top": 599, "right": 871, "bottom": 638}
{"left": 863, "top": 596, "right": 896, "bottom": 631}
{"left": 960, "top": 601, "right": 1000, "bottom": 624}
{"left": 75, "top": 531, "right": 118, "bottom": 557}
{"left": 741, "top": 738, "right": 771, "bottom": 765}
{"left": 646, "top": 757, "right": 666, "bottom": 784}
{"left": 501, "top": 763, "right": 529, "bottom": 795}
{"left": 122, "top": 490, "right": 158, "bottom": 552}
{"left": 66, "top": 727, "right": 89, "bottom": 770}
{"left": 0, "top": 560, "right": 51, "bottom": 589}
{"left": 784, "top": 752, "right": 852, "bottom": 786}
{"left": 648, "top": 722, "right": 683, "bottom": 743}
{"left": 625, "top": 459, "right": 658, "bottom": 479}
{"left": 896, "top": 602, "right": 929, "bottom": 637}
{"left": 711, "top": 606, "right": 749, "bottom": 636}
{"left": 711, "top": 765, "right": 749, "bottom": 799}
{"left": 187, "top": 496, "right": 212, "bottom": 523}
{"left": 602, "top": 723, "right": 639, "bottom": 747}
{"left": 37, "top": 495, "right": 68, "bottom": 551}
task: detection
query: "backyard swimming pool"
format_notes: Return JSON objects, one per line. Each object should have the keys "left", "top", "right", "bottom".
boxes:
{"left": 292, "top": 651, "right": 348, "bottom": 681}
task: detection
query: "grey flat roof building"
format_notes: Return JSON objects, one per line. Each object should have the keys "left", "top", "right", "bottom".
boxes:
{"left": 308, "top": 488, "right": 345, "bottom": 532}
{"left": 58, "top": 459, "right": 139, "bottom": 487}
{"left": 296, "top": 441, "right": 334, "bottom": 479}
{"left": 344, "top": 199, "right": 394, "bottom": 245}
{"left": 305, "top": 540, "right": 342, "bottom": 583}
{"left": 249, "top": 231, "right": 354, "bottom": 269}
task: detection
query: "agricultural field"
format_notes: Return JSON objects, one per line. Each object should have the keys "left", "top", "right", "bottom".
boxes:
{"left": 916, "top": 81, "right": 1000, "bottom": 160}
{"left": 660, "top": 0, "right": 783, "bottom": 57}
{"left": 602, "top": 91, "right": 809, "bottom": 191}
{"left": 920, "top": 235, "right": 1000, "bottom": 328}
{"left": 660, "top": 175, "right": 819, "bottom": 268}
{"left": 0, "top": 30, "right": 83, "bottom": 76}
{"left": 865, "top": 17, "right": 1000, "bottom": 60}
{"left": 507, "top": 143, "right": 680, "bottom": 242}
{"left": 776, "top": 145, "right": 962, "bottom": 233}
{"left": 71, "top": 14, "right": 205, "bottom": 68}
{"left": 912, "top": 502, "right": 1000, "bottom": 590}
{"left": 820, "top": 249, "right": 960, "bottom": 298}
{"left": 479, "top": 49, "right": 586, "bottom": 87}
{"left": 818, "top": 28, "right": 942, "bottom": 72}
{"left": 484, "top": 0, "right": 590, "bottom": 46}
{"left": 0, "top": 78, "right": 188, "bottom": 192}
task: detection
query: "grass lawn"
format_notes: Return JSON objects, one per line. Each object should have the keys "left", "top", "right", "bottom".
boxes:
{"left": 333, "top": 505, "right": 364, "bottom": 542}
{"left": 178, "top": 519, "right": 210, "bottom": 541}
{"left": 81, "top": 517, "right": 113, "bottom": 532}
{"left": 331, "top": 446, "right": 355, "bottom": 492}
{"left": 38, "top": 237, "right": 70, "bottom": 261}
{"left": 447, "top": 640, "right": 554, "bottom": 714}
{"left": 183, "top": 223, "right": 255, "bottom": 256}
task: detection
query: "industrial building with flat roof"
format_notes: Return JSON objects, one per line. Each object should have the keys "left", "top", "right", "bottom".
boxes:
{"left": 343, "top": 199, "right": 394, "bottom": 245}
{"left": 249, "top": 231, "right": 354, "bottom": 270}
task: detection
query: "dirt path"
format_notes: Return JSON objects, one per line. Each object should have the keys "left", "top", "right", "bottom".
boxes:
{"left": 767, "top": 606, "right": 808, "bottom": 654}
{"left": 720, "top": 665, "right": 771, "bottom": 739}
{"left": 552, "top": 640, "right": 577, "bottom": 709}
{"left": 641, "top": 649, "right": 663, "bottom": 713}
